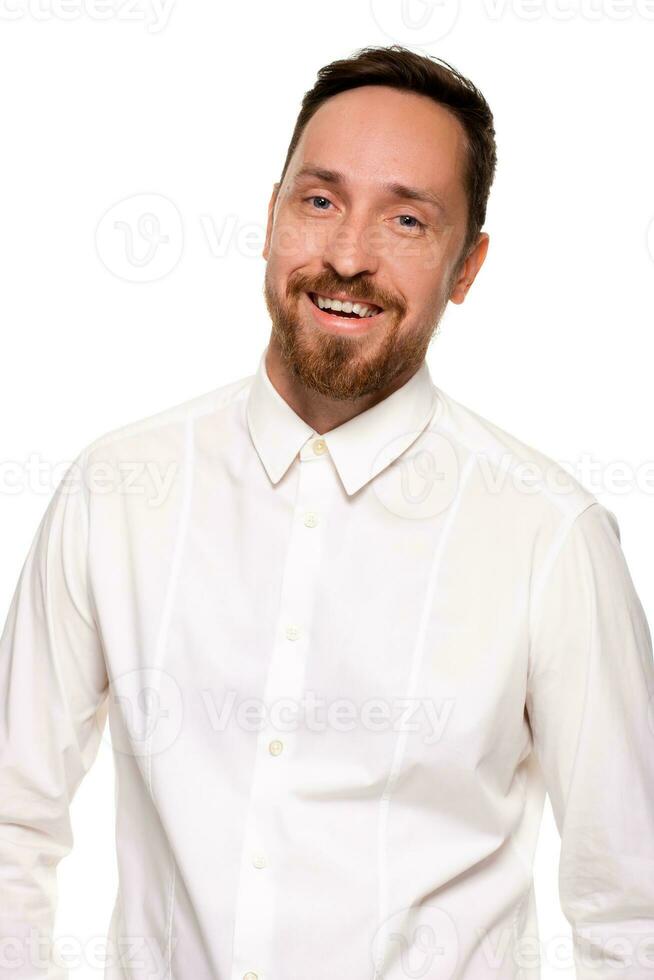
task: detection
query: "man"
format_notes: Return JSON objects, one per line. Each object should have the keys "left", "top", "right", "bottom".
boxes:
{"left": 1, "top": 44, "right": 653, "bottom": 980}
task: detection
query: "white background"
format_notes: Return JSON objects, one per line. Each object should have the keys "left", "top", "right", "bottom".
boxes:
{"left": 1, "top": 1, "right": 653, "bottom": 977}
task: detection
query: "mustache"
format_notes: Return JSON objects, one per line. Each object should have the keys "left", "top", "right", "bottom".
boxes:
{"left": 288, "top": 272, "right": 400, "bottom": 313}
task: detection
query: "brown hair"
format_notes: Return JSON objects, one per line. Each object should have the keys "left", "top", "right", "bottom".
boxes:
{"left": 278, "top": 44, "right": 497, "bottom": 271}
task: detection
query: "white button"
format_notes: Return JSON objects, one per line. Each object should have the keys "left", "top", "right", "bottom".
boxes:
{"left": 244, "top": 973, "right": 258, "bottom": 980}
{"left": 304, "top": 511, "right": 319, "bottom": 528}
{"left": 252, "top": 852, "right": 267, "bottom": 869}
{"left": 269, "top": 739, "right": 284, "bottom": 756}
{"left": 285, "top": 624, "right": 300, "bottom": 641}
{"left": 312, "top": 438, "right": 327, "bottom": 455}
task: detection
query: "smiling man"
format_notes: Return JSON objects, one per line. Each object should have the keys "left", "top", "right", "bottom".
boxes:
{"left": 262, "top": 69, "right": 488, "bottom": 417}
{"left": 2, "top": 45, "right": 654, "bottom": 980}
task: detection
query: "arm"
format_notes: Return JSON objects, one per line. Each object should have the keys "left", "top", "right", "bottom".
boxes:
{"left": 0, "top": 449, "right": 109, "bottom": 978}
{"left": 526, "top": 500, "right": 654, "bottom": 978}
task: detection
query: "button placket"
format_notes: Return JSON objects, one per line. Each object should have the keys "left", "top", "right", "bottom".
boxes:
{"left": 230, "top": 444, "right": 332, "bottom": 977}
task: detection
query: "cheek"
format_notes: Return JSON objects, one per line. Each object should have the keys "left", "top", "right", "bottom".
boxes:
{"left": 392, "top": 276, "right": 449, "bottom": 333}
{"left": 270, "top": 217, "right": 323, "bottom": 267}
{"left": 388, "top": 232, "right": 452, "bottom": 283}
{"left": 393, "top": 270, "right": 434, "bottom": 313}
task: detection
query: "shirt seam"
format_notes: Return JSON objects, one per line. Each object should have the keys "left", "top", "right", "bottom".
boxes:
{"left": 432, "top": 409, "right": 595, "bottom": 519}
{"left": 145, "top": 412, "right": 196, "bottom": 795}
{"left": 372, "top": 452, "right": 477, "bottom": 979}
{"left": 84, "top": 375, "right": 252, "bottom": 457}
{"left": 526, "top": 499, "right": 600, "bottom": 686}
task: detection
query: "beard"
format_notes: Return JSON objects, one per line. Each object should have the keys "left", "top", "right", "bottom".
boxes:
{"left": 263, "top": 266, "right": 446, "bottom": 401}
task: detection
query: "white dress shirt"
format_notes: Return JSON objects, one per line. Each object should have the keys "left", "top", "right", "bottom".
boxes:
{"left": 1, "top": 344, "right": 653, "bottom": 980}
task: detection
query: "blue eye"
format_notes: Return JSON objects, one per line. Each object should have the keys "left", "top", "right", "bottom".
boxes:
{"left": 308, "top": 196, "right": 332, "bottom": 210}
{"left": 397, "top": 215, "right": 425, "bottom": 230}
{"left": 303, "top": 198, "right": 424, "bottom": 230}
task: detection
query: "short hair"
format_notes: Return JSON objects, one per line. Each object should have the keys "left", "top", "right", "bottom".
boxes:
{"left": 279, "top": 44, "right": 498, "bottom": 270}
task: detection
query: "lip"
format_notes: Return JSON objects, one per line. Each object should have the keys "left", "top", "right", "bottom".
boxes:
{"left": 302, "top": 291, "right": 385, "bottom": 336}
{"left": 310, "top": 290, "right": 383, "bottom": 311}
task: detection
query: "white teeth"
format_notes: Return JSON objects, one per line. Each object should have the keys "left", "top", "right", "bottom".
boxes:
{"left": 313, "top": 293, "right": 380, "bottom": 318}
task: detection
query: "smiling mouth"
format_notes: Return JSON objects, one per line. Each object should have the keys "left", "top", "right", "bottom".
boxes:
{"left": 307, "top": 292, "right": 384, "bottom": 319}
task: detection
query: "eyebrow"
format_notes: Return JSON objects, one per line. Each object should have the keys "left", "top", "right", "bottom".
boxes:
{"left": 292, "top": 164, "right": 448, "bottom": 218}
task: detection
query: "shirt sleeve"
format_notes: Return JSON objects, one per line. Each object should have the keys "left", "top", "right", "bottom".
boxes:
{"left": 526, "top": 499, "right": 654, "bottom": 978}
{"left": 0, "top": 448, "right": 110, "bottom": 979}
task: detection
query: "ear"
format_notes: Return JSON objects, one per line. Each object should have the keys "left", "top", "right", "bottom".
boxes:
{"left": 263, "top": 182, "right": 281, "bottom": 261}
{"left": 449, "top": 233, "right": 490, "bottom": 305}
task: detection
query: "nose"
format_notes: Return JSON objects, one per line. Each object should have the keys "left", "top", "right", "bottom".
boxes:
{"left": 321, "top": 206, "right": 380, "bottom": 280}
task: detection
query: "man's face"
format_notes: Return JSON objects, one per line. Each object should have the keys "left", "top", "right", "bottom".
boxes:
{"left": 262, "top": 84, "right": 488, "bottom": 400}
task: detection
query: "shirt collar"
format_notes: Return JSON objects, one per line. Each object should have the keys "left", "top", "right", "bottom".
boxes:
{"left": 246, "top": 345, "right": 439, "bottom": 497}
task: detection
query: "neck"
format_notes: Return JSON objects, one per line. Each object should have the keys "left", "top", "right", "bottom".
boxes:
{"left": 264, "top": 333, "right": 420, "bottom": 435}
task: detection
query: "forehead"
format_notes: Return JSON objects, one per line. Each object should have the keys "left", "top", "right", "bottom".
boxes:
{"left": 288, "top": 84, "right": 468, "bottom": 210}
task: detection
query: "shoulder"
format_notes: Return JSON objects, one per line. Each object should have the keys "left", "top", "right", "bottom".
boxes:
{"left": 430, "top": 383, "right": 598, "bottom": 523}
{"left": 77, "top": 371, "right": 254, "bottom": 469}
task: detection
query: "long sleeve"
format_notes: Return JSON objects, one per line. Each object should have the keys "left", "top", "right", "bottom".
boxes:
{"left": 526, "top": 500, "right": 654, "bottom": 978}
{"left": 0, "top": 449, "right": 110, "bottom": 979}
